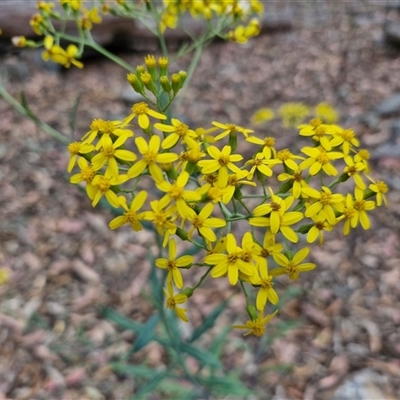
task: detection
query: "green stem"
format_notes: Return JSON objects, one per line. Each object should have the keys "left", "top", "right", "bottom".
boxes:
{"left": 0, "top": 85, "right": 70, "bottom": 144}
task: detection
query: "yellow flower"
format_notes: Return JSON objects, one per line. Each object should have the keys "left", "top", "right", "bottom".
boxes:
{"left": 197, "top": 145, "right": 243, "bottom": 187}
{"left": 279, "top": 103, "right": 309, "bottom": 128}
{"left": 342, "top": 156, "right": 366, "bottom": 190}
{"left": 37, "top": 1, "right": 55, "bottom": 14}
{"left": 304, "top": 186, "right": 344, "bottom": 226}
{"left": 164, "top": 281, "right": 188, "bottom": 322}
{"left": 300, "top": 146, "right": 343, "bottom": 176}
{"left": 277, "top": 167, "right": 314, "bottom": 199}
{"left": 245, "top": 151, "right": 281, "bottom": 180}
{"left": 91, "top": 174, "right": 129, "bottom": 208}
{"left": 211, "top": 121, "right": 253, "bottom": 141}
{"left": 12, "top": 36, "right": 27, "bottom": 48}
{"left": 109, "top": 191, "right": 147, "bottom": 231}
{"left": 367, "top": 176, "right": 388, "bottom": 207}
{"left": 246, "top": 136, "right": 276, "bottom": 159}
{"left": 122, "top": 102, "right": 166, "bottom": 130}
{"left": 128, "top": 135, "right": 178, "bottom": 182}
{"left": 251, "top": 108, "right": 274, "bottom": 125}
{"left": 67, "top": 141, "right": 95, "bottom": 172}
{"left": 330, "top": 126, "right": 360, "bottom": 155}
{"left": 42, "top": 36, "right": 68, "bottom": 65}
{"left": 223, "top": 170, "right": 256, "bottom": 204}
{"left": 156, "top": 239, "right": 193, "bottom": 289}
{"left": 254, "top": 258, "right": 279, "bottom": 310}
{"left": 249, "top": 188, "right": 302, "bottom": 237}
{"left": 298, "top": 119, "right": 336, "bottom": 151}
{"left": 233, "top": 309, "right": 278, "bottom": 337}
{"left": 315, "top": 102, "right": 339, "bottom": 124}
{"left": 204, "top": 233, "right": 254, "bottom": 286}
{"left": 91, "top": 135, "right": 137, "bottom": 179}
{"left": 271, "top": 247, "right": 316, "bottom": 280}
{"left": 82, "top": 119, "right": 133, "bottom": 146}
{"left": 306, "top": 214, "right": 333, "bottom": 246}
{"left": 0, "top": 268, "right": 10, "bottom": 286}
{"left": 60, "top": 0, "right": 83, "bottom": 12}
{"left": 70, "top": 157, "right": 96, "bottom": 200}
{"left": 354, "top": 149, "right": 371, "bottom": 173}
{"left": 30, "top": 14, "right": 45, "bottom": 35}
{"left": 276, "top": 148, "right": 304, "bottom": 170}
{"left": 186, "top": 203, "right": 226, "bottom": 242}
{"left": 154, "top": 118, "right": 197, "bottom": 150}
{"left": 79, "top": 7, "right": 103, "bottom": 31}
{"left": 156, "top": 171, "right": 201, "bottom": 219}
{"left": 143, "top": 198, "right": 177, "bottom": 247}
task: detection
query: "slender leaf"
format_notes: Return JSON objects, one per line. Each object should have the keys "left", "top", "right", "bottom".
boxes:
{"left": 99, "top": 306, "right": 143, "bottom": 334}
{"left": 134, "top": 367, "right": 171, "bottom": 399}
{"left": 131, "top": 313, "right": 160, "bottom": 353}
{"left": 189, "top": 299, "right": 228, "bottom": 342}
{"left": 208, "top": 325, "right": 231, "bottom": 358}
{"left": 197, "top": 374, "right": 253, "bottom": 397}
{"left": 110, "top": 363, "right": 156, "bottom": 379}
{"left": 180, "top": 343, "right": 221, "bottom": 368}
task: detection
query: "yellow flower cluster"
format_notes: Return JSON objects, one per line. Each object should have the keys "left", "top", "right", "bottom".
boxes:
{"left": 67, "top": 56, "right": 388, "bottom": 336}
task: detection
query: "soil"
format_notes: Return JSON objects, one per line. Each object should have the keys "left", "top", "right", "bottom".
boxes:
{"left": 1, "top": 1, "right": 400, "bottom": 399}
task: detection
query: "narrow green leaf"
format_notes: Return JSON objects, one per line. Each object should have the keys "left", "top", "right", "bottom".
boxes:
{"left": 131, "top": 313, "right": 160, "bottom": 353}
{"left": 99, "top": 306, "right": 143, "bottom": 334}
{"left": 208, "top": 325, "right": 231, "bottom": 358}
{"left": 110, "top": 363, "right": 156, "bottom": 379}
{"left": 189, "top": 299, "right": 228, "bottom": 342}
{"left": 198, "top": 374, "right": 253, "bottom": 397}
{"left": 180, "top": 343, "right": 221, "bottom": 368}
{"left": 134, "top": 367, "right": 171, "bottom": 399}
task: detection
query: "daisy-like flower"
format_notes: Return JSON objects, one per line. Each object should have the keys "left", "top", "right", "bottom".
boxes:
{"left": 245, "top": 152, "right": 281, "bottom": 180}
{"left": 367, "top": 176, "right": 388, "bottom": 207}
{"left": 270, "top": 247, "right": 316, "bottom": 280}
{"left": 212, "top": 121, "right": 253, "bottom": 141}
{"left": 91, "top": 135, "right": 137, "bottom": 178}
{"left": 254, "top": 259, "right": 279, "bottom": 310}
{"left": 186, "top": 203, "right": 226, "bottom": 242}
{"left": 143, "top": 198, "right": 177, "bottom": 247}
{"left": 164, "top": 281, "right": 188, "bottom": 322}
{"left": 300, "top": 146, "right": 343, "bottom": 176}
{"left": 122, "top": 102, "right": 166, "bottom": 130}
{"left": 128, "top": 135, "right": 178, "bottom": 182}
{"left": 246, "top": 136, "right": 276, "bottom": 159}
{"left": 156, "top": 239, "right": 193, "bottom": 289}
{"left": 91, "top": 174, "right": 129, "bottom": 208}
{"left": 315, "top": 103, "right": 339, "bottom": 124}
{"left": 276, "top": 148, "right": 304, "bottom": 170}
{"left": 82, "top": 119, "right": 133, "bottom": 146}
{"left": 304, "top": 186, "right": 344, "bottom": 226}
{"left": 342, "top": 156, "right": 366, "bottom": 191}
{"left": 233, "top": 309, "right": 278, "bottom": 337}
{"left": 277, "top": 166, "right": 315, "bottom": 199}
{"left": 329, "top": 126, "right": 360, "bottom": 155}
{"left": 42, "top": 36, "right": 68, "bottom": 65}
{"left": 337, "top": 191, "right": 375, "bottom": 234}
{"left": 108, "top": 191, "right": 147, "bottom": 231}
{"left": 298, "top": 119, "right": 336, "bottom": 151}
{"left": 354, "top": 149, "right": 371, "bottom": 173}
{"left": 204, "top": 233, "right": 254, "bottom": 285}
{"left": 249, "top": 188, "right": 301, "bottom": 235}
{"left": 197, "top": 145, "right": 243, "bottom": 187}
{"left": 67, "top": 141, "right": 95, "bottom": 172}
{"left": 154, "top": 118, "right": 197, "bottom": 149}
{"left": 62, "top": 43, "right": 84, "bottom": 69}
{"left": 70, "top": 158, "right": 96, "bottom": 200}
{"left": 251, "top": 108, "right": 274, "bottom": 125}
{"left": 279, "top": 102, "right": 309, "bottom": 128}
{"left": 156, "top": 171, "right": 201, "bottom": 219}
{"left": 306, "top": 214, "right": 333, "bottom": 246}
{"left": 223, "top": 171, "right": 257, "bottom": 204}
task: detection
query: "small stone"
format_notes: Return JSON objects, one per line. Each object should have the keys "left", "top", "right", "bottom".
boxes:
{"left": 375, "top": 93, "right": 400, "bottom": 117}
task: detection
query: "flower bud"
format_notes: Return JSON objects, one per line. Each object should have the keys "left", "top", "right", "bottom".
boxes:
{"left": 160, "top": 75, "right": 171, "bottom": 93}
{"left": 144, "top": 54, "right": 157, "bottom": 81}
{"left": 140, "top": 72, "right": 156, "bottom": 94}
{"left": 176, "top": 227, "right": 189, "bottom": 241}
{"left": 178, "top": 71, "right": 187, "bottom": 88}
{"left": 158, "top": 56, "right": 169, "bottom": 76}
{"left": 127, "top": 73, "right": 144, "bottom": 94}
{"left": 171, "top": 73, "right": 181, "bottom": 94}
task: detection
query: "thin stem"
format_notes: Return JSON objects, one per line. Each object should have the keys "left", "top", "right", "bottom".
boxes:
{"left": 0, "top": 85, "right": 70, "bottom": 144}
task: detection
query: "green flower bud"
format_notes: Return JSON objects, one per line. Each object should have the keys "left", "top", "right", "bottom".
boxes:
{"left": 160, "top": 75, "right": 171, "bottom": 93}
{"left": 176, "top": 227, "right": 189, "bottom": 241}
{"left": 171, "top": 73, "right": 181, "bottom": 94}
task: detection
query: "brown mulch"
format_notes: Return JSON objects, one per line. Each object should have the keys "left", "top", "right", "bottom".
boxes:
{"left": 1, "top": 1, "right": 400, "bottom": 399}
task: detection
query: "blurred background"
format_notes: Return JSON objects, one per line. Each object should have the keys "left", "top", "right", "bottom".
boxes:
{"left": 1, "top": 1, "right": 400, "bottom": 399}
